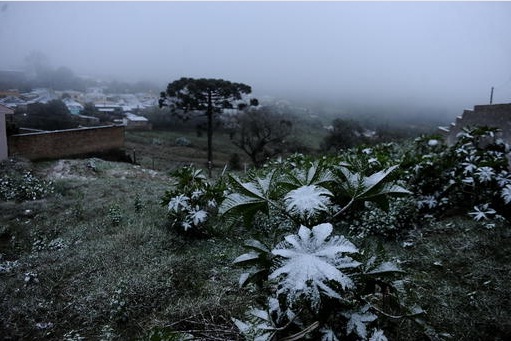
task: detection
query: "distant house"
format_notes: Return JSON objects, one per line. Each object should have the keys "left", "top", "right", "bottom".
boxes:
{"left": 63, "top": 98, "right": 84, "bottom": 115}
{"left": 0, "top": 95, "right": 26, "bottom": 109}
{"left": 0, "top": 104, "right": 14, "bottom": 160}
{"left": 123, "top": 113, "right": 152, "bottom": 130}
{"left": 95, "top": 104, "right": 123, "bottom": 116}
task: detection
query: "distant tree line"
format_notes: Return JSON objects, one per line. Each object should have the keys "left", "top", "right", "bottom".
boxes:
{"left": 1, "top": 51, "right": 159, "bottom": 93}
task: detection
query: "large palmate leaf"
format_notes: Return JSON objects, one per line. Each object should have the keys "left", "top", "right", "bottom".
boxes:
{"left": 232, "top": 307, "right": 279, "bottom": 341}
{"left": 233, "top": 298, "right": 317, "bottom": 341}
{"left": 279, "top": 161, "right": 336, "bottom": 189}
{"left": 343, "top": 305, "right": 377, "bottom": 339}
{"left": 284, "top": 185, "right": 333, "bottom": 221}
{"left": 219, "top": 170, "right": 278, "bottom": 224}
{"left": 233, "top": 239, "right": 274, "bottom": 288}
{"left": 337, "top": 165, "right": 411, "bottom": 210}
{"left": 270, "top": 223, "right": 360, "bottom": 310}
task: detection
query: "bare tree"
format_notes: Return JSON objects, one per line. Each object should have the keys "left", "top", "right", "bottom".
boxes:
{"left": 232, "top": 107, "right": 292, "bottom": 167}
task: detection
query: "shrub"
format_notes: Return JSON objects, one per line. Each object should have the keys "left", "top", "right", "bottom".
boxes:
{"left": 0, "top": 160, "right": 54, "bottom": 202}
{"left": 403, "top": 126, "right": 511, "bottom": 222}
{"left": 175, "top": 137, "right": 192, "bottom": 147}
{"left": 160, "top": 165, "right": 226, "bottom": 236}
{"left": 220, "top": 154, "right": 425, "bottom": 340}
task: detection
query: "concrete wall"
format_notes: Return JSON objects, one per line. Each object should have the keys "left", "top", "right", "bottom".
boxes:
{"left": 0, "top": 112, "right": 7, "bottom": 160}
{"left": 8, "top": 125, "right": 125, "bottom": 160}
{"left": 442, "top": 103, "right": 511, "bottom": 145}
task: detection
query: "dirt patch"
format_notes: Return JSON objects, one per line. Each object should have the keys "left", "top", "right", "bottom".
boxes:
{"left": 46, "top": 159, "right": 94, "bottom": 181}
{"left": 43, "top": 158, "right": 170, "bottom": 182}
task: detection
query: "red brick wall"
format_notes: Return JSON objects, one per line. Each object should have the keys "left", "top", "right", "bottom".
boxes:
{"left": 8, "top": 125, "right": 125, "bottom": 160}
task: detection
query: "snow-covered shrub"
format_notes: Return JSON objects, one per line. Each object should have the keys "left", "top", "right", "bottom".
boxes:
{"left": 341, "top": 197, "right": 418, "bottom": 239}
{"left": 0, "top": 167, "right": 53, "bottom": 202}
{"left": 222, "top": 155, "right": 422, "bottom": 340}
{"left": 404, "top": 126, "right": 511, "bottom": 222}
{"left": 161, "top": 165, "right": 226, "bottom": 235}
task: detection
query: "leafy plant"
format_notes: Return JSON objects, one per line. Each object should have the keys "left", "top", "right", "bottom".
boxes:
{"left": 270, "top": 223, "right": 360, "bottom": 310}
{"left": 404, "top": 126, "right": 511, "bottom": 222}
{"left": 108, "top": 204, "right": 123, "bottom": 227}
{"left": 0, "top": 161, "right": 54, "bottom": 202}
{"left": 222, "top": 154, "right": 423, "bottom": 340}
{"left": 161, "top": 165, "right": 226, "bottom": 235}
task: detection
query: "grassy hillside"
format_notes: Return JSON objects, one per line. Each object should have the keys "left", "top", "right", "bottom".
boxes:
{"left": 1, "top": 128, "right": 510, "bottom": 340}
{"left": 1, "top": 158, "right": 252, "bottom": 340}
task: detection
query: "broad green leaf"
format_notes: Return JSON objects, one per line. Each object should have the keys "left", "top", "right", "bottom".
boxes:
{"left": 219, "top": 171, "right": 278, "bottom": 225}
{"left": 336, "top": 165, "right": 411, "bottom": 210}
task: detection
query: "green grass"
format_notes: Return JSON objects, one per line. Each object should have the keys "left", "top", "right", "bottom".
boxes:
{"left": 125, "top": 130, "right": 252, "bottom": 173}
{"left": 124, "top": 123, "right": 328, "bottom": 173}
{"left": 1, "top": 158, "right": 510, "bottom": 340}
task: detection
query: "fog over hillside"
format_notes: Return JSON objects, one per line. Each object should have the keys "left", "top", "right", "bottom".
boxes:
{"left": 1, "top": 1, "right": 510, "bottom": 121}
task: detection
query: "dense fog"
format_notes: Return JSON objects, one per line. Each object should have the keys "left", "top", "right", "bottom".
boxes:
{"left": 1, "top": 1, "right": 511, "bottom": 120}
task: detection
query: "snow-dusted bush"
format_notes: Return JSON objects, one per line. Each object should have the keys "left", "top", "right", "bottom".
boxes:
{"left": 161, "top": 165, "right": 226, "bottom": 235}
{"left": 221, "top": 156, "right": 421, "bottom": 340}
{"left": 0, "top": 169, "right": 53, "bottom": 202}
{"left": 404, "top": 126, "right": 511, "bottom": 223}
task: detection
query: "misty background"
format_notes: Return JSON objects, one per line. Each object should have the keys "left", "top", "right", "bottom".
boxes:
{"left": 1, "top": 1, "right": 511, "bottom": 123}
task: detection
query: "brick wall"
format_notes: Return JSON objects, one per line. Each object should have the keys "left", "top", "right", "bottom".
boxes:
{"left": 0, "top": 112, "right": 7, "bottom": 160}
{"left": 8, "top": 125, "right": 125, "bottom": 160}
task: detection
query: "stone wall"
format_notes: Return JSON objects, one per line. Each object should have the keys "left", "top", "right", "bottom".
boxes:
{"left": 8, "top": 125, "right": 125, "bottom": 160}
{"left": 441, "top": 103, "right": 511, "bottom": 145}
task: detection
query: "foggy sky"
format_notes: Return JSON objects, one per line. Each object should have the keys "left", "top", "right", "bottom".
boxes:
{"left": 1, "top": 1, "right": 511, "bottom": 115}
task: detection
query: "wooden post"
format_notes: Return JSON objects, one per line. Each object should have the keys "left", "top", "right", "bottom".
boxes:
{"left": 490, "top": 87, "right": 494, "bottom": 105}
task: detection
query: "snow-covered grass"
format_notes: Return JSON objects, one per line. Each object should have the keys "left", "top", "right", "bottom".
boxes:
{"left": 1, "top": 146, "right": 511, "bottom": 340}
{"left": 0, "top": 159, "right": 250, "bottom": 340}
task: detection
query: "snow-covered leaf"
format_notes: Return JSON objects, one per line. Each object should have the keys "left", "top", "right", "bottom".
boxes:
{"left": 233, "top": 252, "right": 260, "bottom": 265}
{"left": 417, "top": 195, "right": 438, "bottom": 209}
{"left": 344, "top": 306, "right": 377, "bottom": 339}
{"left": 337, "top": 165, "right": 411, "bottom": 204}
{"left": 284, "top": 185, "right": 332, "bottom": 220}
{"left": 369, "top": 329, "right": 388, "bottom": 341}
{"left": 233, "top": 302, "right": 280, "bottom": 341}
{"left": 501, "top": 184, "right": 511, "bottom": 204}
{"left": 188, "top": 208, "right": 207, "bottom": 225}
{"left": 167, "top": 194, "right": 190, "bottom": 212}
{"left": 475, "top": 166, "right": 495, "bottom": 183}
{"left": 219, "top": 171, "right": 277, "bottom": 223}
{"left": 280, "top": 161, "right": 336, "bottom": 188}
{"left": 270, "top": 223, "right": 360, "bottom": 309}
{"left": 320, "top": 327, "right": 339, "bottom": 341}
{"left": 468, "top": 204, "right": 496, "bottom": 221}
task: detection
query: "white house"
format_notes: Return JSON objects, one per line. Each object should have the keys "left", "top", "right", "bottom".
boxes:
{"left": 63, "top": 98, "right": 84, "bottom": 115}
{"left": 0, "top": 103, "right": 14, "bottom": 160}
{"left": 123, "top": 113, "right": 151, "bottom": 130}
